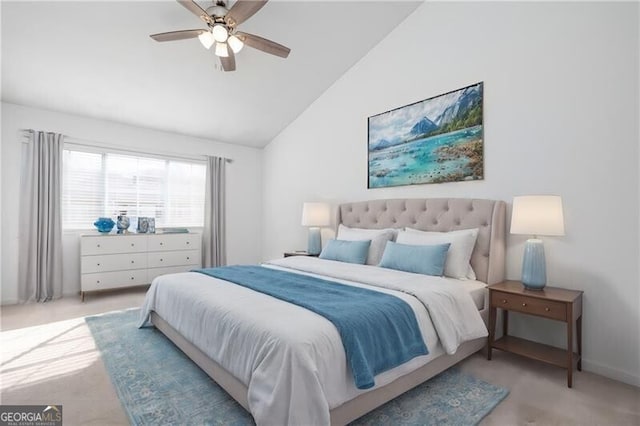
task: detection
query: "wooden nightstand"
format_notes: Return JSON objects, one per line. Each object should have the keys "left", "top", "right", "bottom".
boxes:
{"left": 487, "top": 281, "right": 583, "bottom": 388}
{"left": 283, "top": 251, "right": 319, "bottom": 258}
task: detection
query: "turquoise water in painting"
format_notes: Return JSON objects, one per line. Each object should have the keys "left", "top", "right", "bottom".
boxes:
{"left": 368, "top": 125, "right": 483, "bottom": 188}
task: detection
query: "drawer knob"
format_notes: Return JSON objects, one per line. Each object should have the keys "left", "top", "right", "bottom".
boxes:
{"left": 186, "top": 242, "right": 190, "bottom": 245}
{"left": 97, "top": 244, "right": 101, "bottom": 248}
{"left": 502, "top": 299, "right": 507, "bottom": 304}
{"left": 187, "top": 257, "right": 190, "bottom": 260}
{"left": 97, "top": 263, "right": 100, "bottom": 266}
{"left": 131, "top": 260, "right": 135, "bottom": 264}
{"left": 160, "top": 242, "right": 164, "bottom": 246}
{"left": 545, "top": 307, "right": 550, "bottom": 311}
{"left": 131, "top": 277, "right": 134, "bottom": 280}
{"left": 131, "top": 243, "right": 135, "bottom": 247}
{"left": 160, "top": 259, "right": 163, "bottom": 262}
{"left": 97, "top": 280, "right": 100, "bottom": 284}
{"left": 522, "top": 303, "right": 527, "bottom": 307}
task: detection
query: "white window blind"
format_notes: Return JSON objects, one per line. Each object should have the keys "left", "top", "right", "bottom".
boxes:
{"left": 62, "top": 148, "right": 206, "bottom": 229}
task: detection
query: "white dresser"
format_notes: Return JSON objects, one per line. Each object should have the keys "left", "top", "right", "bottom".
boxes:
{"left": 80, "top": 233, "right": 202, "bottom": 301}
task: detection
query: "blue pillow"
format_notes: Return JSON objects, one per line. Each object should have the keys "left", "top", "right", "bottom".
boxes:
{"left": 319, "top": 239, "right": 371, "bottom": 265}
{"left": 378, "top": 241, "right": 451, "bottom": 276}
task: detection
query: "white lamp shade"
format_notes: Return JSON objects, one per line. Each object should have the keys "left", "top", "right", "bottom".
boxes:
{"left": 510, "top": 195, "right": 565, "bottom": 236}
{"left": 198, "top": 31, "right": 215, "bottom": 49}
{"left": 214, "top": 42, "right": 229, "bottom": 57}
{"left": 301, "top": 202, "right": 331, "bottom": 227}
{"left": 212, "top": 24, "right": 229, "bottom": 42}
{"left": 227, "top": 35, "right": 244, "bottom": 53}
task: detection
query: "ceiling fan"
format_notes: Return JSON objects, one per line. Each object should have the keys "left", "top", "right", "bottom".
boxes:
{"left": 150, "top": 0, "right": 290, "bottom": 72}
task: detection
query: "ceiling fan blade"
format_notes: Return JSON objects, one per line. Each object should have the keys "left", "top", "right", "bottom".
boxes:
{"left": 177, "top": 0, "right": 213, "bottom": 25}
{"left": 220, "top": 49, "right": 236, "bottom": 72}
{"left": 225, "top": 0, "right": 268, "bottom": 26}
{"left": 150, "top": 29, "right": 205, "bottom": 42}
{"left": 236, "top": 32, "right": 290, "bottom": 58}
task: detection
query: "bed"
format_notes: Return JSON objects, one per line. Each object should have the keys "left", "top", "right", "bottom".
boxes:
{"left": 139, "top": 198, "right": 506, "bottom": 425}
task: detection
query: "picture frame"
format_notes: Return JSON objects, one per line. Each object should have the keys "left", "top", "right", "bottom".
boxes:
{"left": 368, "top": 82, "right": 484, "bottom": 188}
{"left": 137, "top": 217, "right": 149, "bottom": 233}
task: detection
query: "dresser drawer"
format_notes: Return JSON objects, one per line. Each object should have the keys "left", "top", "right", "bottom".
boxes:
{"left": 81, "top": 269, "right": 148, "bottom": 292}
{"left": 491, "top": 291, "right": 567, "bottom": 321}
{"left": 81, "top": 253, "right": 148, "bottom": 273}
{"left": 81, "top": 235, "right": 148, "bottom": 255}
{"left": 147, "top": 234, "right": 201, "bottom": 252}
{"left": 147, "top": 250, "right": 200, "bottom": 268}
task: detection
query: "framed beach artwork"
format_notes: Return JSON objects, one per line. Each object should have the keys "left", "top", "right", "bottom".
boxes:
{"left": 368, "top": 82, "right": 484, "bottom": 188}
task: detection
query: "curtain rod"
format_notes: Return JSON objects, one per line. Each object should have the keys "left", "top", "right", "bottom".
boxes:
{"left": 19, "top": 129, "right": 232, "bottom": 163}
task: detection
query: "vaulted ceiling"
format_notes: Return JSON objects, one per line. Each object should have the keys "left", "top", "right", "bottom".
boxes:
{"left": 1, "top": 1, "right": 421, "bottom": 147}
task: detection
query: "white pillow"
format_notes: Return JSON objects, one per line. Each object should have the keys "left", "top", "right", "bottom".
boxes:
{"left": 399, "top": 228, "right": 479, "bottom": 279}
{"left": 337, "top": 224, "right": 397, "bottom": 266}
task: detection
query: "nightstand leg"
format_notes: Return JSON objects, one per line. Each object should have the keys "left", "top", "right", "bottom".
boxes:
{"left": 577, "top": 315, "right": 582, "bottom": 371}
{"left": 502, "top": 309, "right": 509, "bottom": 337}
{"left": 567, "top": 305, "right": 574, "bottom": 388}
{"left": 487, "top": 306, "right": 497, "bottom": 360}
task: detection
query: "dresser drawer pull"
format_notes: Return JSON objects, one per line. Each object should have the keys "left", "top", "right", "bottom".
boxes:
{"left": 131, "top": 243, "right": 135, "bottom": 247}
{"left": 187, "top": 257, "right": 190, "bottom": 260}
{"left": 545, "top": 307, "right": 550, "bottom": 311}
{"left": 502, "top": 299, "right": 507, "bottom": 304}
{"left": 160, "top": 258, "right": 163, "bottom": 262}
{"left": 160, "top": 242, "right": 164, "bottom": 246}
{"left": 522, "top": 303, "right": 527, "bottom": 307}
{"left": 97, "top": 263, "right": 100, "bottom": 266}
{"left": 186, "top": 241, "right": 190, "bottom": 245}
{"left": 131, "top": 260, "right": 135, "bottom": 264}
{"left": 97, "top": 244, "right": 101, "bottom": 248}
{"left": 131, "top": 277, "right": 135, "bottom": 280}
{"left": 96, "top": 280, "right": 100, "bottom": 284}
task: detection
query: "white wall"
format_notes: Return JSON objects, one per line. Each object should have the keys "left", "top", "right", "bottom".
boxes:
{"left": 262, "top": 2, "right": 640, "bottom": 386}
{"left": 1, "top": 102, "right": 262, "bottom": 304}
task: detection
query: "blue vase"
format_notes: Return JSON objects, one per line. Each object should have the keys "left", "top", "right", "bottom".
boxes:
{"left": 94, "top": 217, "right": 115, "bottom": 233}
{"left": 117, "top": 212, "right": 130, "bottom": 233}
{"left": 522, "top": 239, "right": 546, "bottom": 290}
{"left": 307, "top": 227, "right": 322, "bottom": 255}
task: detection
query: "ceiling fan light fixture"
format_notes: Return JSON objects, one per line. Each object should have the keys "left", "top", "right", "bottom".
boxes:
{"left": 227, "top": 35, "right": 244, "bottom": 53}
{"left": 212, "top": 24, "right": 229, "bottom": 42}
{"left": 215, "top": 42, "right": 229, "bottom": 57}
{"left": 151, "top": 0, "right": 291, "bottom": 71}
{"left": 198, "top": 31, "right": 215, "bottom": 49}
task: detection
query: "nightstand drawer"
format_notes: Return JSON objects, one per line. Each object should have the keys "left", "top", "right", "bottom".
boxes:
{"left": 491, "top": 291, "right": 566, "bottom": 321}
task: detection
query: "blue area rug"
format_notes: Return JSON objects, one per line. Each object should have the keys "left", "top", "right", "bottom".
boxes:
{"left": 86, "top": 309, "right": 508, "bottom": 426}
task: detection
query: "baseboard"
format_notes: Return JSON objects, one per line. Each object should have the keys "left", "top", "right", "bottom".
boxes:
{"left": 582, "top": 358, "right": 640, "bottom": 387}
{"left": 2, "top": 291, "right": 77, "bottom": 306}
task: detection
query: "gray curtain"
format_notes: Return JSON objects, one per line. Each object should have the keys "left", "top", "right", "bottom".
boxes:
{"left": 203, "top": 156, "right": 226, "bottom": 268}
{"left": 18, "top": 131, "right": 64, "bottom": 302}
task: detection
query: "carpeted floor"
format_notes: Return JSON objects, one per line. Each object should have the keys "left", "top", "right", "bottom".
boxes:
{"left": 2, "top": 290, "right": 639, "bottom": 425}
{"left": 86, "top": 309, "right": 508, "bottom": 425}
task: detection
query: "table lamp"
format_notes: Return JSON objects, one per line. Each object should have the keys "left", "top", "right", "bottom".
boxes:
{"left": 301, "top": 202, "right": 331, "bottom": 255}
{"left": 510, "top": 195, "right": 565, "bottom": 290}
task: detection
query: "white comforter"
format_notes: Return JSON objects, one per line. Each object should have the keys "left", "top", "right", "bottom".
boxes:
{"left": 138, "top": 257, "right": 487, "bottom": 426}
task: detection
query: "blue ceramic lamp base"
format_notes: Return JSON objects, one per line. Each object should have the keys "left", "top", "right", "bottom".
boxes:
{"left": 521, "top": 239, "right": 547, "bottom": 290}
{"left": 307, "top": 227, "right": 322, "bottom": 255}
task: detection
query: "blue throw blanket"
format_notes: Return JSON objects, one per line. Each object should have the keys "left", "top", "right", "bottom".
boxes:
{"left": 193, "top": 265, "right": 428, "bottom": 389}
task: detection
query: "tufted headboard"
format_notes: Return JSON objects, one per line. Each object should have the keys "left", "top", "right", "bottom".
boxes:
{"left": 336, "top": 198, "right": 506, "bottom": 284}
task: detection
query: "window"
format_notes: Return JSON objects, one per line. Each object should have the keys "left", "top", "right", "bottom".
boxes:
{"left": 62, "top": 147, "right": 206, "bottom": 229}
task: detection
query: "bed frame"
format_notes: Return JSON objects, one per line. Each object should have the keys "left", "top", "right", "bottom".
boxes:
{"left": 151, "top": 198, "right": 506, "bottom": 425}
